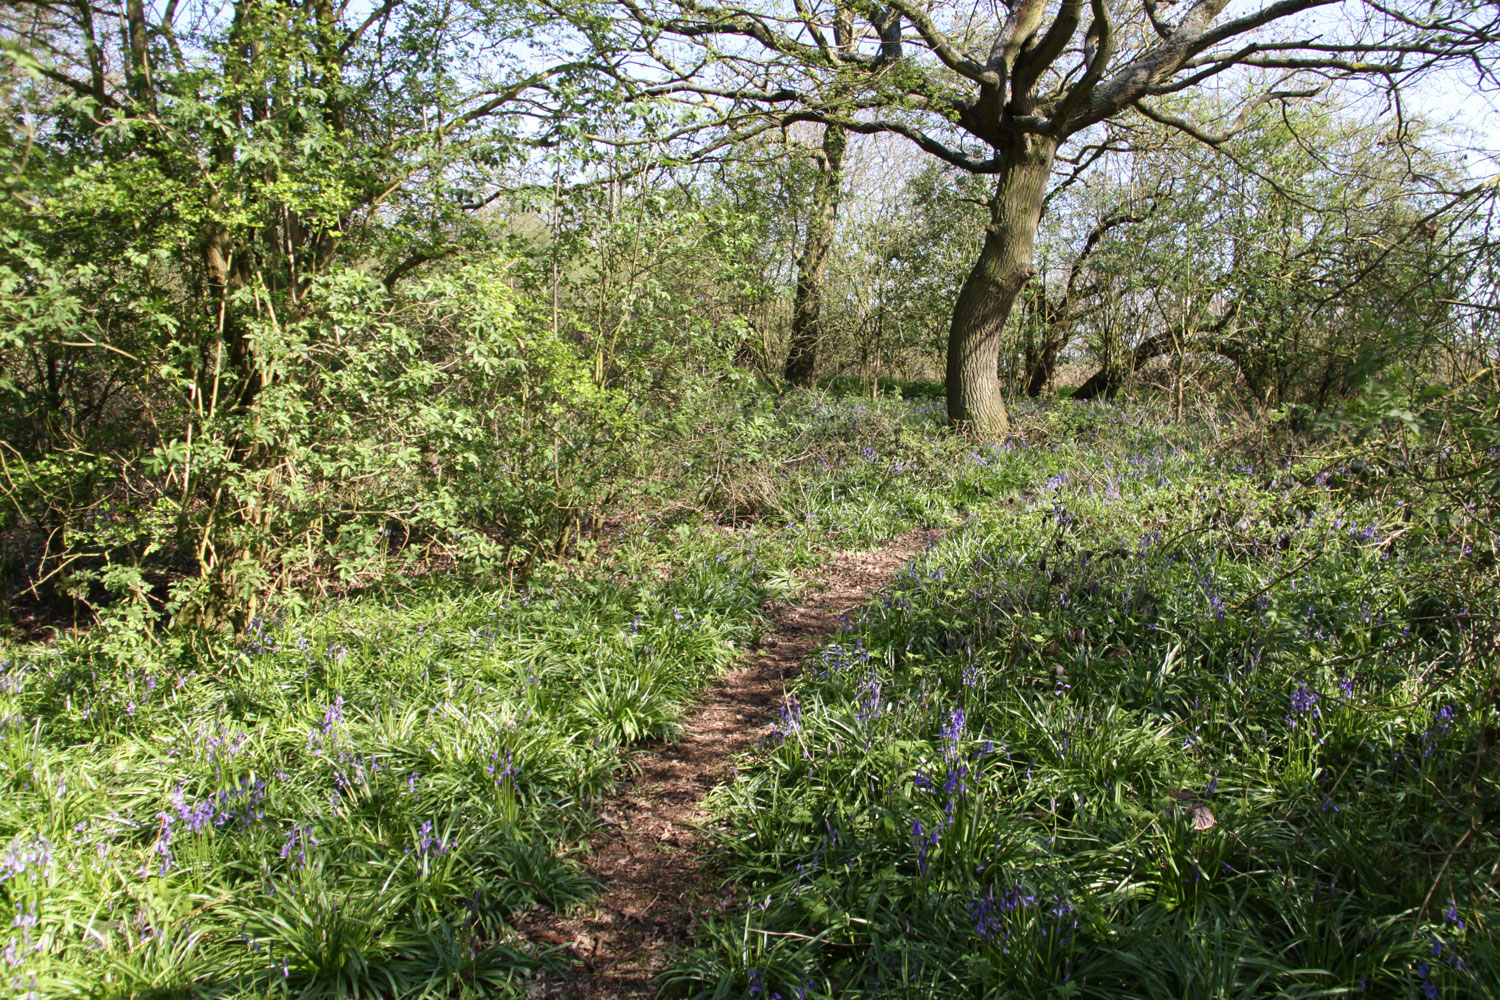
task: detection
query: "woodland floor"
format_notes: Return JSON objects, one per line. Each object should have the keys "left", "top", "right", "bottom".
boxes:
{"left": 518, "top": 531, "right": 931, "bottom": 999}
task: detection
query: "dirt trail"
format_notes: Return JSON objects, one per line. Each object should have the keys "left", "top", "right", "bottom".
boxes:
{"left": 520, "top": 531, "right": 929, "bottom": 999}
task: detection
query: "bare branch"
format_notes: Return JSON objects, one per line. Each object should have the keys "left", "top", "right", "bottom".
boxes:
{"left": 883, "top": 0, "right": 993, "bottom": 82}
{"left": 1050, "top": 0, "right": 1116, "bottom": 133}
{"left": 784, "top": 111, "right": 1004, "bottom": 172}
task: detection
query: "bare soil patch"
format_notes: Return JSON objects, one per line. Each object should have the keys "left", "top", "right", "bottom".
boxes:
{"left": 519, "top": 531, "right": 930, "bottom": 999}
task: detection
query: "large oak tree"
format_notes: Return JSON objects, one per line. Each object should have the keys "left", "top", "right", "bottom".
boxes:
{"left": 617, "top": 0, "right": 1497, "bottom": 431}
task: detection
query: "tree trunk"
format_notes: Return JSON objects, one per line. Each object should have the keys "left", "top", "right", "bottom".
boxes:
{"left": 1025, "top": 326, "right": 1063, "bottom": 397}
{"left": 1075, "top": 301, "right": 1247, "bottom": 402}
{"left": 784, "top": 124, "right": 847, "bottom": 387}
{"left": 203, "top": 226, "right": 262, "bottom": 415}
{"left": 1075, "top": 332, "right": 1168, "bottom": 400}
{"left": 1071, "top": 364, "right": 1116, "bottom": 402}
{"left": 946, "top": 135, "right": 1055, "bottom": 433}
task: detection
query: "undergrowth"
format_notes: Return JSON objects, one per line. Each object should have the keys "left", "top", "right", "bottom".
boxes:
{"left": 5, "top": 393, "right": 1495, "bottom": 999}
{"left": 0, "top": 391, "right": 1026, "bottom": 999}
{"left": 669, "top": 403, "right": 1500, "bottom": 999}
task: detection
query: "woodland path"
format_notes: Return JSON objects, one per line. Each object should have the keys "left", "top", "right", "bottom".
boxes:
{"left": 520, "top": 530, "right": 930, "bottom": 999}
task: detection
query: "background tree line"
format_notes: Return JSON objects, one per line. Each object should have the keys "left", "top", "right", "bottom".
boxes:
{"left": 1, "top": 0, "right": 1497, "bottom": 632}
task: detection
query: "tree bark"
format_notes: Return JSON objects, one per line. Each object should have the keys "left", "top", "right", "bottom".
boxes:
{"left": 785, "top": 124, "right": 847, "bottom": 387}
{"left": 124, "top": 0, "right": 154, "bottom": 110}
{"left": 1025, "top": 324, "right": 1063, "bottom": 397}
{"left": 946, "top": 136, "right": 1054, "bottom": 433}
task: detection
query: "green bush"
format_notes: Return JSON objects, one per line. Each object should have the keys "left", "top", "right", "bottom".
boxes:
{"left": 0, "top": 252, "right": 636, "bottom": 629}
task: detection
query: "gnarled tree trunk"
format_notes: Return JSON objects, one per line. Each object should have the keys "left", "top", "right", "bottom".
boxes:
{"left": 946, "top": 135, "right": 1055, "bottom": 433}
{"left": 785, "top": 124, "right": 847, "bottom": 387}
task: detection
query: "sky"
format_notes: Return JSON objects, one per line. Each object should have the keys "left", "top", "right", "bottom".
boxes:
{"left": 1294, "top": 0, "right": 1500, "bottom": 178}
{"left": 1406, "top": 74, "right": 1500, "bottom": 179}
